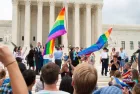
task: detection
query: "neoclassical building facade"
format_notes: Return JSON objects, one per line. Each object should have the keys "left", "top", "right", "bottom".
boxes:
{"left": 10, "top": 0, "right": 140, "bottom": 56}
{"left": 12, "top": 0, "right": 103, "bottom": 48}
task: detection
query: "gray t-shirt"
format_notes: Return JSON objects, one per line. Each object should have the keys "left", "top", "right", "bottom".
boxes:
{"left": 36, "top": 90, "right": 70, "bottom": 94}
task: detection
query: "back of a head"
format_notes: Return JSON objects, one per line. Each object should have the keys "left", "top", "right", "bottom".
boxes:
{"left": 114, "top": 70, "right": 121, "bottom": 78}
{"left": 131, "top": 69, "right": 139, "bottom": 80}
{"left": 16, "top": 57, "right": 26, "bottom": 73}
{"left": 133, "top": 83, "right": 140, "bottom": 94}
{"left": 22, "top": 70, "right": 36, "bottom": 87}
{"left": 41, "top": 63, "right": 60, "bottom": 85}
{"left": 73, "top": 63, "right": 97, "bottom": 94}
{"left": 59, "top": 75, "right": 74, "bottom": 94}
{"left": 16, "top": 57, "right": 22, "bottom": 63}
{"left": 126, "top": 63, "right": 131, "bottom": 68}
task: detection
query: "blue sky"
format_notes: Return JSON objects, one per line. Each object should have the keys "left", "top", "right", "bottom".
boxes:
{"left": 0, "top": 0, "right": 140, "bottom": 24}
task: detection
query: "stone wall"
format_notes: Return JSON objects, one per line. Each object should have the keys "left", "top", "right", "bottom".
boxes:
{"left": 103, "top": 24, "right": 140, "bottom": 57}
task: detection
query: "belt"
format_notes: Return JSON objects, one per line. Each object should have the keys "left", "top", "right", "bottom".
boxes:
{"left": 55, "top": 59, "right": 61, "bottom": 60}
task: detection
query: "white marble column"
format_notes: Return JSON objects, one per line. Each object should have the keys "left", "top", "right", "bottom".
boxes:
{"left": 49, "top": 2, "right": 55, "bottom": 31}
{"left": 62, "top": 4, "right": 68, "bottom": 53}
{"left": 86, "top": 4, "right": 92, "bottom": 47}
{"left": 91, "top": 8, "right": 95, "bottom": 44}
{"left": 95, "top": 4, "right": 103, "bottom": 39}
{"left": 12, "top": 0, "right": 18, "bottom": 45}
{"left": 74, "top": 4, "right": 80, "bottom": 47}
{"left": 37, "top": 1, "right": 43, "bottom": 44}
{"left": 24, "top": 0, "right": 31, "bottom": 47}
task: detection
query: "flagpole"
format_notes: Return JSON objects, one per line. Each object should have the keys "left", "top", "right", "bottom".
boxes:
{"left": 63, "top": 0, "right": 69, "bottom": 53}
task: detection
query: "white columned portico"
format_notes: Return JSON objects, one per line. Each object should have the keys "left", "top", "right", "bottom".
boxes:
{"left": 37, "top": 0, "right": 43, "bottom": 44}
{"left": 96, "top": 4, "right": 103, "bottom": 39}
{"left": 24, "top": 0, "right": 31, "bottom": 47}
{"left": 12, "top": 0, "right": 18, "bottom": 45}
{"left": 74, "top": 4, "right": 80, "bottom": 47}
{"left": 86, "top": 4, "right": 92, "bottom": 47}
{"left": 49, "top": 2, "right": 55, "bottom": 31}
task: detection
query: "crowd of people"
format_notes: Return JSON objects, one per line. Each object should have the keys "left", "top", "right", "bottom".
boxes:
{"left": 0, "top": 43, "right": 140, "bottom": 94}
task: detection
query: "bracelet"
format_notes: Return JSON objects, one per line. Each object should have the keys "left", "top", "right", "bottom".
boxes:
{"left": 6, "top": 61, "right": 16, "bottom": 67}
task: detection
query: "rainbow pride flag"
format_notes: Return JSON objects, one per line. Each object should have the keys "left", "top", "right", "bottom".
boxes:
{"left": 78, "top": 28, "right": 112, "bottom": 56}
{"left": 44, "top": 7, "right": 66, "bottom": 55}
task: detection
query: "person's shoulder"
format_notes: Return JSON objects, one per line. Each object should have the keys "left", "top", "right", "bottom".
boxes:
{"left": 35, "top": 90, "right": 49, "bottom": 94}
{"left": 58, "top": 91, "right": 70, "bottom": 94}
{"left": 36, "top": 90, "right": 70, "bottom": 94}
{"left": 46, "top": 91, "right": 70, "bottom": 94}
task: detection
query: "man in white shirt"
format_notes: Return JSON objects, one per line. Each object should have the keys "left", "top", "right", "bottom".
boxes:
{"left": 36, "top": 63, "right": 69, "bottom": 94}
{"left": 119, "top": 48, "right": 126, "bottom": 72}
{"left": 100, "top": 48, "right": 108, "bottom": 76}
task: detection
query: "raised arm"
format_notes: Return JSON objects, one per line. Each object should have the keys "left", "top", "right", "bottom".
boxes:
{"left": 134, "top": 49, "right": 140, "bottom": 54}
{"left": 0, "top": 45, "right": 28, "bottom": 94}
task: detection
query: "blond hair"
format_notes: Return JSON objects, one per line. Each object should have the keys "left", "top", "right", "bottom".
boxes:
{"left": 73, "top": 63, "right": 97, "bottom": 94}
{"left": 114, "top": 70, "right": 122, "bottom": 78}
{"left": 133, "top": 84, "right": 140, "bottom": 94}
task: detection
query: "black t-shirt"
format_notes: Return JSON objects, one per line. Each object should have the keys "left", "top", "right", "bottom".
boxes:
{"left": 110, "top": 60, "right": 120, "bottom": 71}
{"left": 118, "top": 56, "right": 121, "bottom": 61}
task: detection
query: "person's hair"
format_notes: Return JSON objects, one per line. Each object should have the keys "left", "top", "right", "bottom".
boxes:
{"left": 40, "top": 76, "right": 44, "bottom": 89}
{"left": 125, "top": 63, "right": 131, "bottom": 68}
{"left": 59, "top": 75, "right": 74, "bottom": 94}
{"left": 138, "top": 75, "right": 140, "bottom": 83}
{"left": 16, "top": 57, "right": 22, "bottom": 63}
{"left": 16, "top": 57, "right": 27, "bottom": 73}
{"left": 112, "top": 48, "right": 116, "bottom": 51}
{"left": 76, "top": 47, "right": 79, "bottom": 49}
{"left": 113, "top": 55, "right": 118, "bottom": 59}
{"left": 133, "top": 83, "right": 140, "bottom": 94}
{"left": 56, "top": 47, "right": 59, "bottom": 50}
{"left": 84, "top": 56, "right": 88, "bottom": 61}
{"left": 103, "top": 47, "right": 107, "bottom": 50}
{"left": 0, "top": 69, "right": 6, "bottom": 79}
{"left": 61, "top": 63, "right": 69, "bottom": 72}
{"left": 41, "top": 63, "right": 60, "bottom": 85}
{"left": 22, "top": 70, "right": 36, "bottom": 86}
{"left": 131, "top": 69, "right": 139, "bottom": 80}
{"left": 18, "top": 46, "right": 21, "bottom": 51}
{"left": 120, "top": 48, "right": 123, "bottom": 50}
{"left": 73, "top": 64, "right": 97, "bottom": 94}
{"left": 70, "top": 47, "right": 74, "bottom": 51}
{"left": 13, "top": 47, "right": 17, "bottom": 52}
{"left": 114, "top": 70, "right": 121, "bottom": 78}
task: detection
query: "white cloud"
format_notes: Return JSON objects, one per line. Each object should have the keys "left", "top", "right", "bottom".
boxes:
{"left": 103, "top": 0, "right": 140, "bottom": 24}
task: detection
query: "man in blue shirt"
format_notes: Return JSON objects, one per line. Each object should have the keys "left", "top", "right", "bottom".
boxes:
{"left": 119, "top": 48, "right": 126, "bottom": 72}
{"left": 54, "top": 47, "right": 63, "bottom": 68}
